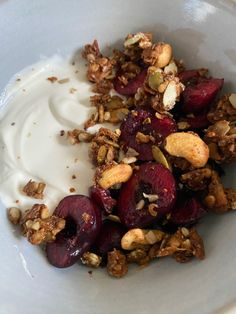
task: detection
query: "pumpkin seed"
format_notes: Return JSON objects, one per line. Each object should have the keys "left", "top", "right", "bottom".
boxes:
{"left": 152, "top": 145, "right": 171, "bottom": 170}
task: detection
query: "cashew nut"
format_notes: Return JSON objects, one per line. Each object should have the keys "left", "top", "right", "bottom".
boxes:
{"left": 164, "top": 132, "right": 209, "bottom": 168}
{"left": 121, "top": 228, "right": 164, "bottom": 250}
{"left": 98, "top": 164, "right": 133, "bottom": 189}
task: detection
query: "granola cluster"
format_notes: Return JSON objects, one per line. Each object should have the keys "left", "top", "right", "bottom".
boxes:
{"left": 82, "top": 32, "right": 184, "bottom": 132}
{"left": 9, "top": 178, "right": 66, "bottom": 245}
{"left": 204, "top": 120, "right": 236, "bottom": 163}
{"left": 22, "top": 180, "right": 46, "bottom": 199}
{"left": 90, "top": 127, "right": 120, "bottom": 165}
{"left": 21, "top": 204, "right": 65, "bottom": 245}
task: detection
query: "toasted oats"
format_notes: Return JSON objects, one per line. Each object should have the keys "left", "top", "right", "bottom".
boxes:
{"left": 22, "top": 180, "right": 46, "bottom": 199}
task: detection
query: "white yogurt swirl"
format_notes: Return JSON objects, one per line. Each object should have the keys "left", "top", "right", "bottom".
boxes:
{"left": 0, "top": 55, "right": 96, "bottom": 211}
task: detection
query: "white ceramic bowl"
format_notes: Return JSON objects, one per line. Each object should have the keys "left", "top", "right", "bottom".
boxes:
{"left": 1, "top": 1, "right": 236, "bottom": 313}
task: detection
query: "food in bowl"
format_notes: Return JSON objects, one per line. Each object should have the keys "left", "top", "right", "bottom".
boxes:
{"left": 2, "top": 32, "right": 236, "bottom": 278}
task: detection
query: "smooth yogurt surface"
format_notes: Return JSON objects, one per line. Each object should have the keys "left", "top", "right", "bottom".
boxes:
{"left": 0, "top": 55, "right": 96, "bottom": 211}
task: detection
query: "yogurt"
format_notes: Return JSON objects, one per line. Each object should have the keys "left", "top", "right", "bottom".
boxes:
{"left": 0, "top": 55, "right": 96, "bottom": 211}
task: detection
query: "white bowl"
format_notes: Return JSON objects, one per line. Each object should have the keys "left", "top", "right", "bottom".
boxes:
{"left": 1, "top": 1, "right": 236, "bottom": 313}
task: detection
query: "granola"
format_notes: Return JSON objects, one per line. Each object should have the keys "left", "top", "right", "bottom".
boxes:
{"left": 7, "top": 31, "right": 236, "bottom": 279}
{"left": 107, "top": 249, "right": 128, "bottom": 278}
{"left": 22, "top": 180, "right": 46, "bottom": 199}
{"left": 21, "top": 204, "right": 65, "bottom": 245}
{"left": 204, "top": 120, "right": 236, "bottom": 163}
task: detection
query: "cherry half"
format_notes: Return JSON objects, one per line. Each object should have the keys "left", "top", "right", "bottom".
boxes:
{"left": 120, "top": 109, "right": 176, "bottom": 161}
{"left": 93, "top": 220, "right": 126, "bottom": 257}
{"left": 117, "top": 162, "right": 176, "bottom": 228}
{"left": 46, "top": 195, "right": 102, "bottom": 268}
{"left": 113, "top": 69, "right": 147, "bottom": 96}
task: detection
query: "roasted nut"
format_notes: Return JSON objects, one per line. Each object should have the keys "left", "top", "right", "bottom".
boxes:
{"left": 155, "top": 43, "right": 172, "bottom": 68}
{"left": 229, "top": 93, "right": 236, "bottom": 108}
{"left": 7, "top": 207, "right": 22, "bottom": 225}
{"left": 142, "top": 43, "right": 172, "bottom": 68}
{"left": 81, "top": 252, "right": 102, "bottom": 268}
{"left": 22, "top": 180, "right": 46, "bottom": 199}
{"left": 162, "top": 80, "right": 184, "bottom": 111}
{"left": 121, "top": 228, "right": 164, "bottom": 250}
{"left": 164, "top": 61, "right": 178, "bottom": 75}
{"left": 98, "top": 164, "right": 133, "bottom": 189}
{"left": 164, "top": 132, "right": 209, "bottom": 168}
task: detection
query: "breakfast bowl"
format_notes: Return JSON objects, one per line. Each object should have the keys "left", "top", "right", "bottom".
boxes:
{"left": 1, "top": 1, "right": 236, "bottom": 313}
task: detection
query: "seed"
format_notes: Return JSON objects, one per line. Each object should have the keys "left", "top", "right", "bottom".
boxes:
{"left": 148, "top": 71, "right": 164, "bottom": 91}
{"left": 148, "top": 204, "right": 158, "bottom": 217}
{"left": 97, "top": 145, "right": 107, "bottom": 164}
{"left": 136, "top": 199, "right": 145, "bottom": 210}
{"left": 152, "top": 146, "right": 171, "bottom": 170}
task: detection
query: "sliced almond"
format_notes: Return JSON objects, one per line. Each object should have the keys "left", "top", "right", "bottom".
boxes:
{"left": 164, "top": 61, "right": 178, "bottom": 75}
{"left": 162, "top": 81, "right": 179, "bottom": 111}
{"left": 98, "top": 164, "right": 133, "bottom": 189}
{"left": 229, "top": 93, "right": 236, "bottom": 109}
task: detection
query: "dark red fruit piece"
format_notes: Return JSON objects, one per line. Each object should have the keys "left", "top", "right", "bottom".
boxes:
{"left": 46, "top": 195, "right": 102, "bottom": 268}
{"left": 113, "top": 69, "right": 147, "bottom": 96}
{"left": 120, "top": 109, "right": 177, "bottom": 161}
{"left": 117, "top": 163, "right": 176, "bottom": 228}
{"left": 183, "top": 112, "right": 210, "bottom": 129}
{"left": 169, "top": 196, "right": 206, "bottom": 226}
{"left": 178, "top": 70, "right": 200, "bottom": 85}
{"left": 182, "top": 77, "right": 224, "bottom": 114}
{"left": 93, "top": 220, "right": 126, "bottom": 256}
{"left": 89, "top": 185, "right": 116, "bottom": 215}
